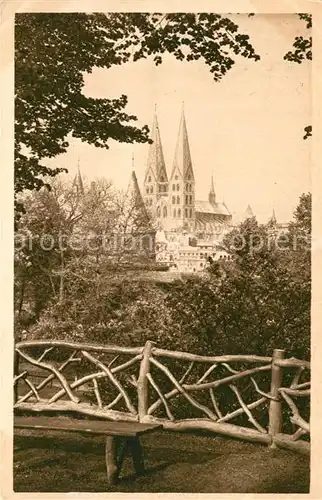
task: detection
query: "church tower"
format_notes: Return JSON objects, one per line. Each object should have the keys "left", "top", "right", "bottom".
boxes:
{"left": 168, "top": 106, "right": 195, "bottom": 232}
{"left": 73, "top": 161, "right": 85, "bottom": 197}
{"left": 208, "top": 175, "right": 216, "bottom": 206}
{"left": 244, "top": 204, "right": 254, "bottom": 220}
{"left": 143, "top": 112, "right": 168, "bottom": 216}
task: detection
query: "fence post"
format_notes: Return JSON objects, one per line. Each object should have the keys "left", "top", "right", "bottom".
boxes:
{"left": 268, "top": 348, "right": 285, "bottom": 447}
{"left": 14, "top": 348, "right": 20, "bottom": 404}
{"left": 137, "top": 340, "right": 153, "bottom": 421}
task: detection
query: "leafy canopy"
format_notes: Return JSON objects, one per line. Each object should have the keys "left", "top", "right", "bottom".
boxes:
{"left": 284, "top": 14, "right": 312, "bottom": 140}
{"left": 15, "top": 13, "right": 260, "bottom": 202}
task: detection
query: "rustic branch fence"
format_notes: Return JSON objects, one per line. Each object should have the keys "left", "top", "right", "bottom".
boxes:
{"left": 14, "top": 340, "right": 310, "bottom": 455}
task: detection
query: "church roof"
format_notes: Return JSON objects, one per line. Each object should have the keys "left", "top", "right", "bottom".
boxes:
{"left": 269, "top": 208, "right": 277, "bottom": 224}
{"left": 170, "top": 107, "right": 195, "bottom": 181}
{"left": 126, "top": 170, "right": 153, "bottom": 230}
{"left": 144, "top": 113, "right": 168, "bottom": 183}
{"left": 210, "top": 175, "right": 215, "bottom": 196}
{"left": 244, "top": 204, "right": 254, "bottom": 219}
{"left": 73, "top": 166, "right": 85, "bottom": 196}
{"left": 195, "top": 200, "right": 231, "bottom": 216}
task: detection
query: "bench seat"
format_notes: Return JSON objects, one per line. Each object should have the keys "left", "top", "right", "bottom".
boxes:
{"left": 15, "top": 415, "right": 162, "bottom": 485}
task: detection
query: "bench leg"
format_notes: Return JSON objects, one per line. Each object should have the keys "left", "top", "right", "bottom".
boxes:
{"left": 105, "top": 436, "right": 145, "bottom": 485}
{"left": 128, "top": 436, "right": 144, "bottom": 475}
{"left": 105, "top": 436, "right": 119, "bottom": 485}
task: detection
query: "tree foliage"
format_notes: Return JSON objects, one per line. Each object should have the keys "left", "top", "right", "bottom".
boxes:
{"left": 284, "top": 14, "right": 312, "bottom": 139}
{"left": 20, "top": 192, "right": 311, "bottom": 361}
{"left": 284, "top": 14, "right": 312, "bottom": 64}
{"left": 15, "top": 13, "right": 259, "bottom": 208}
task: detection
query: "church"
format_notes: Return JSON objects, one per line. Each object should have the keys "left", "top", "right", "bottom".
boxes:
{"left": 141, "top": 108, "right": 232, "bottom": 241}
{"left": 71, "top": 108, "right": 284, "bottom": 273}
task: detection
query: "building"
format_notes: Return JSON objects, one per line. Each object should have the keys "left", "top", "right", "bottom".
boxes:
{"left": 142, "top": 108, "right": 232, "bottom": 237}
{"left": 73, "top": 108, "right": 289, "bottom": 274}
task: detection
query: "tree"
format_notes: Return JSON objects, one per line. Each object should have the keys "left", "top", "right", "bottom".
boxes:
{"left": 15, "top": 13, "right": 260, "bottom": 211}
{"left": 284, "top": 14, "right": 312, "bottom": 64}
{"left": 284, "top": 14, "right": 312, "bottom": 139}
{"left": 14, "top": 186, "right": 70, "bottom": 320}
{"left": 14, "top": 173, "right": 158, "bottom": 329}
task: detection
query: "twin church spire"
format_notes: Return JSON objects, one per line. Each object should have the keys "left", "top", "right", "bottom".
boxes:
{"left": 170, "top": 106, "right": 195, "bottom": 182}
{"left": 144, "top": 113, "right": 168, "bottom": 186}
{"left": 143, "top": 107, "right": 215, "bottom": 226}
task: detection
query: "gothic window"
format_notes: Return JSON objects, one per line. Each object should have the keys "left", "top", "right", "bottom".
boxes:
{"left": 178, "top": 209, "right": 181, "bottom": 217}
{"left": 185, "top": 208, "right": 188, "bottom": 217}
{"left": 185, "top": 195, "right": 189, "bottom": 205}
{"left": 159, "top": 185, "right": 161, "bottom": 192}
{"left": 157, "top": 207, "right": 161, "bottom": 217}
{"left": 190, "top": 208, "right": 192, "bottom": 218}
{"left": 187, "top": 174, "right": 191, "bottom": 180}
{"left": 151, "top": 186, "right": 153, "bottom": 193}
{"left": 172, "top": 196, "right": 175, "bottom": 204}
{"left": 189, "top": 195, "right": 192, "bottom": 204}
{"left": 175, "top": 175, "right": 178, "bottom": 180}
{"left": 172, "top": 184, "right": 175, "bottom": 191}
{"left": 146, "top": 187, "right": 149, "bottom": 194}
{"left": 150, "top": 199, "right": 153, "bottom": 206}
{"left": 160, "top": 176, "right": 164, "bottom": 182}
{"left": 163, "top": 207, "right": 167, "bottom": 217}
{"left": 176, "top": 184, "right": 180, "bottom": 191}
{"left": 148, "top": 176, "right": 151, "bottom": 182}
{"left": 176, "top": 195, "right": 180, "bottom": 204}
{"left": 173, "top": 209, "right": 176, "bottom": 218}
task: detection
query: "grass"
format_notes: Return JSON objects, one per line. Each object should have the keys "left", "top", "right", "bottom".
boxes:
{"left": 14, "top": 428, "right": 309, "bottom": 493}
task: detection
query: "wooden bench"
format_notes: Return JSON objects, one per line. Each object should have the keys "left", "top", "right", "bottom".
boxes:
{"left": 15, "top": 415, "right": 161, "bottom": 485}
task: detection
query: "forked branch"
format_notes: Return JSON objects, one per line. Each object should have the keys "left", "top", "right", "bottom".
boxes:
{"left": 229, "top": 385, "right": 267, "bottom": 433}
{"left": 92, "top": 378, "right": 102, "bottom": 408}
{"left": 147, "top": 373, "right": 175, "bottom": 421}
{"left": 218, "top": 397, "right": 267, "bottom": 423}
{"left": 150, "top": 357, "right": 217, "bottom": 420}
{"left": 280, "top": 389, "right": 310, "bottom": 432}
{"left": 250, "top": 377, "right": 277, "bottom": 401}
{"left": 81, "top": 350, "right": 137, "bottom": 415}
{"left": 17, "top": 350, "right": 79, "bottom": 404}
{"left": 16, "top": 348, "right": 80, "bottom": 404}
{"left": 209, "top": 388, "right": 222, "bottom": 418}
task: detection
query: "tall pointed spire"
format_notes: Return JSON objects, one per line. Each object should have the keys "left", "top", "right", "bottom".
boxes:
{"left": 244, "top": 204, "right": 254, "bottom": 220}
{"left": 144, "top": 112, "right": 168, "bottom": 183}
{"left": 208, "top": 174, "right": 216, "bottom": 206}
{"left": 73, "top": 159, "right": 84, "bottom": 196}
{"left": 128, "top": 170, "right": 145, "bottom": 208}
{"left": 128, "top": 170, "right": 151, "bottom": 219}
{"left": 267, "top": 208, "right": 277, "bottom": 226}
{"left": 170, "top": 107, "right": 194, "bottom": 181}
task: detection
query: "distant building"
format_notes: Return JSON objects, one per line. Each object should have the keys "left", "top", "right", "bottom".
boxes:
{"left": 73, "top": 108, "right": 289, "bottom": 274}
{"left": 142, "top": 108, "right": 232, "bottom": 237}
{"left": 139, "top": 107, "right": 233, "bottom": 271}
{"left": 266, "top": 209, "right": 289, "bottom": 237}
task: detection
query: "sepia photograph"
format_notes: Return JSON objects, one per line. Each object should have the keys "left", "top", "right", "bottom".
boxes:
{"left": 11, "top": 9, "right": 311, "bottom": 494}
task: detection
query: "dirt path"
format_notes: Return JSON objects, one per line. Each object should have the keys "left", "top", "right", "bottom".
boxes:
{"left": 14, "top": 429, "right": 309, "bottom": 493}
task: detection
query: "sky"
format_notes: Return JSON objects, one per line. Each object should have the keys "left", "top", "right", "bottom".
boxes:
{"left": 45, "top": 14, "right": 311, "bottom": 224}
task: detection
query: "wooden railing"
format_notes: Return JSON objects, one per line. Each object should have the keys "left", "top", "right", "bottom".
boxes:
{"left": 14, "top": 340, "right": 310, "bottom": 455}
